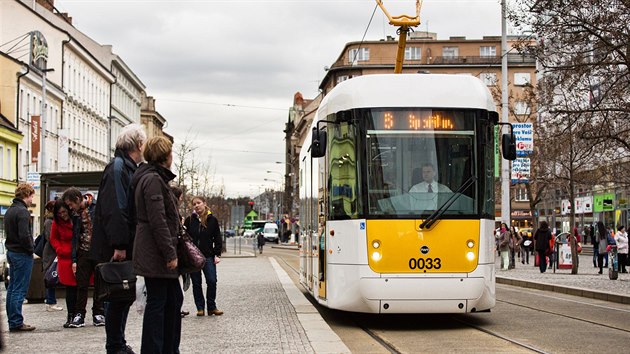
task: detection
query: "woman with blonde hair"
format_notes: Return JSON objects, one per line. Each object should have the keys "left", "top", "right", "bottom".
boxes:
{"left": 131, "top": 136, "right": 183, "bottom": 353}
{"left": 184, "top": 196, "right": 223, "bottom": 316}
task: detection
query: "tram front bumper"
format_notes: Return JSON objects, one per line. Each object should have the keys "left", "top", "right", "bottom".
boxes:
{"left": 357, "top": 276, "right": 492, "bottom": 313}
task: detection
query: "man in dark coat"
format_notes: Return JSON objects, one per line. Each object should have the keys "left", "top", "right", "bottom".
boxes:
{"left": 90, "top": 124, "right": 146, "bottom": 354}
{"left": 4, "top": 183, "right": 36, "bottom": 332}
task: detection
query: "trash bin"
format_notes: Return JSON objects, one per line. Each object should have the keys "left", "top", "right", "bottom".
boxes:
{"left": 26, "top": 257, "right": 45, "bottom": 302}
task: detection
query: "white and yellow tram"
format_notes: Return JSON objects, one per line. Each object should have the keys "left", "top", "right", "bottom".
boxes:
{"left": 299, "top": 74, "right": 515, "bottom": 313}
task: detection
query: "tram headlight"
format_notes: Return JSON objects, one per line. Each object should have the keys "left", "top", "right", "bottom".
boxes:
{"left": 466, "top": 251, "right": 476, "bottom": 261}
{"left": 466, "top": 240, "right": 475, "bottom": 248}
{"left": 372, "top": 251, "right": 382, "bottom": 261}
{"left": 372, "top": 240, "right": 381, "bottom": 249}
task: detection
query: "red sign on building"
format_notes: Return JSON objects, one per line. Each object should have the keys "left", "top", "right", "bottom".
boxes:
{"left": 31, "top": 115, "right": 40, "bottom": 163}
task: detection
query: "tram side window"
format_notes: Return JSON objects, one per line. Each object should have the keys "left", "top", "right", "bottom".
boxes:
{"left": 328, "top": 121, "right": 361, "bottom": 220}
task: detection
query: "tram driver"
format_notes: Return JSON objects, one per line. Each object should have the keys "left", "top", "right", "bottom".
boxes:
{"left": 409, "top": 163, "right": 452, "bottom": 194}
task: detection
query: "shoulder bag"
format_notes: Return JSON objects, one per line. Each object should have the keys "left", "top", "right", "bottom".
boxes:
{"left": 95, "top": 261, "right": 137, "bottom": 303}
{"left": 177, "top": 226, "right": 206, "bottom": 274}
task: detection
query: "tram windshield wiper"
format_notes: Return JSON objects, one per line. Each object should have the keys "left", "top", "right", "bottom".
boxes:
{"left": 419, "top": 176, "right": 477, "bottom": 230}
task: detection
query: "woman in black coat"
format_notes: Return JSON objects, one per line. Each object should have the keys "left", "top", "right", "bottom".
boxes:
{"left": 132, "top": 136, "right": 182, "bottom": 354}
{"left": 533, "top": 221, "right": 552, "bottom": 273}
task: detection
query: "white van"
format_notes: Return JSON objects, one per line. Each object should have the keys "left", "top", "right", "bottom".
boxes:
{"left": 263, "top": 222, "right": 279, "bottom": 243}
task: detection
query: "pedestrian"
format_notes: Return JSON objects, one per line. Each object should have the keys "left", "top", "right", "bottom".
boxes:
{"left": 62, "top": 188, "right": 105, "bottom": 327}
{"left": 592, "top": 223, "right": 599, "bottom": 268}
{"left": 257, "top": 230, "right": 266, "bottom": 254}
{"left": 508, "top": 226, "right": 522, "bottom": 269}
{"left": 171, "top": 185, "right": 191, "bottom": 319}
{"left": 596, "top": 221, "right": 609, "bottom": 275}
{"left": 520, "top": 231, "right": 532, "bottom": 265}
{"left": 498, "top": 223, "right": 510, "bottom": 271}
{"left": 49, "top": 199, "right": 78, "bottom": 328}
{"left": 184, "top": 196, "right": 224, "bottom": 316}
{"left": 131, "top": 135, "right": 183, "bottom": 354}
{"left": 42, "top": 200, "right": 63, "bottom": 312}
{"left": 89, "top": 123, "right": 146, "bottom": 353}
{"left": 614, "top": 225, "right": 628, "bottom": 273}
{"left": 4, "top": 183, "right": 37, "bottom": 332}
{"left": 533, "top": 221, "right": 552, "bottom": 273}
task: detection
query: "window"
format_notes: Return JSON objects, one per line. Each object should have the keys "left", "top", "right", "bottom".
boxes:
{"left": 0, "top": 146, "right": 4, "bottom": 179}
{"left": 328, "top": 117, "right": 361, "bottom": 220}
{"left": 515, "top": 185, "right": 529, "bottom": 202}
{"left": 442, "top": 46, "right": 459, "bottom": 58}
{"left": 514, "top": 72, "right": 531, "bottom": 86}
{"left": 6, "top": 148, "right": 10, "bottom": 180}
{"left": 404, "top": 47, "right": 421, "bottom": 60}
{"left": 480, "top": 46, "right": 496, "bottom": 57}
{"left": 480, "top": 72, "right": 497, "bottom": 86}
{"left": 337, "top": 75, "right": 350, "bottom": 84}
{"left": 514, "top": 101, "right": 531, "bottom": 115}
{"left": 348, "top": 48, "right": 369, "bottom": 64}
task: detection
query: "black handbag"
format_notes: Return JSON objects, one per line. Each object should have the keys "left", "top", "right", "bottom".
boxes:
{"left": 44, "top": 259, "right": 59, "bottom": 288}
{"left": 177, "top": 227, "right": 206, "bottom": 274}
{"left": 33, "top": 234, "right": 45, "bottom": 258}
{"left": 95, "top": 261, "right": 137, "bottom": 302}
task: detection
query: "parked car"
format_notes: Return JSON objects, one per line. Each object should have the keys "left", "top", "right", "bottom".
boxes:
{"left": 243, "top": 229, "right": 256, "bottom": 238}
{"left": 0, "top": 239, "right": 8, "bottom": 287}
{"left": 224, "top": 229, "right": 236, "bottom": 237}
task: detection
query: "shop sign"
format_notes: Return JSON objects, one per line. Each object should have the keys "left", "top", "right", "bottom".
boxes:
{"left": 594, "top": 193, "right": 615, "bottom": 212}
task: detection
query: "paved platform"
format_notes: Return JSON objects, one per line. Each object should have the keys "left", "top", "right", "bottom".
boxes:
{"left": 495, "top": 252, "right": 630, "bottom": 304}
{"left": 2, "top": 249, "right": 627, "bottom": 353}
{"left": 1, "top": 256, "right": 349, "bottom": 354}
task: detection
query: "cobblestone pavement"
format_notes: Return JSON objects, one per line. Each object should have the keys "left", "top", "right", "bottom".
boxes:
{"left": 1, "top": 256, "right": 325, "bottom": 354}
{"left": 495, "top": 252, "right": 630, "bottom": 302}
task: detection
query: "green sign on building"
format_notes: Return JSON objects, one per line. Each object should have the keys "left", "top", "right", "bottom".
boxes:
{"left": 594, "top": 193, "right": 615, "bottom": 212}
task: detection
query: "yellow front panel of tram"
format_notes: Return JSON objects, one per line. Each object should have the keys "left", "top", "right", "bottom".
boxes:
{"left": 366, "top": 219, "right": 481, "bottom": 273}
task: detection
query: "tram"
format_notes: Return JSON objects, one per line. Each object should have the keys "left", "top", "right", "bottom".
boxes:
{"left": 299, "top": 74, "right": 516, "bottom": 313}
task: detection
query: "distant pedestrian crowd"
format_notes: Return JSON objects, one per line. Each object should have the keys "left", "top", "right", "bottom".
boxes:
{"left": 495, "top": 220, "right": 629, "bottom": 275}
{"left": 4, "top": 124, "right": 223, "bottom": 354}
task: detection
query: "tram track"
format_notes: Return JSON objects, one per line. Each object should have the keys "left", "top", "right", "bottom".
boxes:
{"left": 272, "top": 251, "right": 629, "bottom": 353}
{"left": 497, "top": 298, "right": 630, "bottom": 334}
{"left": 274, "top": 254, "right": 403, "bottom": 353}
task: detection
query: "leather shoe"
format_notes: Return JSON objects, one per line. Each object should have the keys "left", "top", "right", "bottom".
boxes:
{"left": 196, "top": 310, "right": 204, "bottom": 316}
{"left": 9, "top": 324, "right": 36, "bottom": 332}
{"left": 208, "top": 309, "right": 224, "bottom": 316}
{"left": 181, "top": 311, "right": 190, "bottom": 318}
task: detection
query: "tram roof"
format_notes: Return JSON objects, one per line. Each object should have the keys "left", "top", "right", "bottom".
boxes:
{"left": 317, "top": 74, "right": 497, "bottom": 118}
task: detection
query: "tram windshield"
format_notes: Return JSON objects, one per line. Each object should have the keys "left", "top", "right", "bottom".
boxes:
{"left": 364, "top": 108, "right": 479, "bottom": 218}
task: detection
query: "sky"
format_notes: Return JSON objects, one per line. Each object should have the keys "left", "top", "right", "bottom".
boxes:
{"left": 53, "top": 0, "right": 504, "bottom": 198}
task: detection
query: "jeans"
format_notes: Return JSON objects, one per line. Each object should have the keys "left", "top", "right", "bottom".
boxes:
{"left": 45, "top": 287, "right": 57, "bottom": 305}
{"left": 106, "top": 300, "right": 133, "bottom": 353}
{"left": 500, "top": 251, "right": 509, "bottom": 270}
{"left": 6, "top": 251, "right": 34, "bottom": 329}
{"left": 191, "top": 258, "right": 218, "bottom": 310}
{"left": 521, "top": 247, "right": 530, "bottom": 264}
{"left": 141, "top": 278, "right": 183, "bottom": 354}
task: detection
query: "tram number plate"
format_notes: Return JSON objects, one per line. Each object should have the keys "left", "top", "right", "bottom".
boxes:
{"left": 408, "top": 257, "right": 442, "bottom": 270}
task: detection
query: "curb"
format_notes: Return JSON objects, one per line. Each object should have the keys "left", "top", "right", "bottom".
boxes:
{"left": 269, "top": 257, "right": 351, "bottom": 354}
{"left": 496, "top": 276, "right": 630, "bottom": 305}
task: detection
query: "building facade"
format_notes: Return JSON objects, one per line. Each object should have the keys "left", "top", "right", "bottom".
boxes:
{"left": 0, "top": 0, "right": 169, "bottom": 232}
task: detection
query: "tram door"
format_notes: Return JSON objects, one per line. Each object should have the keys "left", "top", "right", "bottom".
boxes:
{"left": 318, "top": 229, "right": 326, "bottom": 299}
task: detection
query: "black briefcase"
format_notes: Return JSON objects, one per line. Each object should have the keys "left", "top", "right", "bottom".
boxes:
{"left": 95, "top": 261, "right": 137, "bottom": 302}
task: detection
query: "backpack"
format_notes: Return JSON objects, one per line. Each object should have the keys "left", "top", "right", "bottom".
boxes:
{"left": 33, "top": 234, "right": 45, "bottom": 257}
